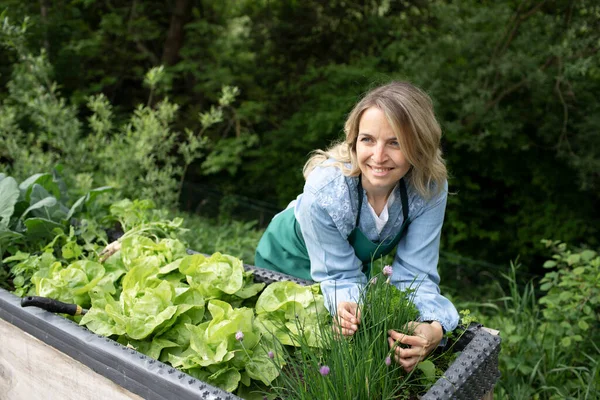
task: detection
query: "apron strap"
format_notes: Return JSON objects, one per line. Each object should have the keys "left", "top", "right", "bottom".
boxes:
{"left": 399, "top": 178, "right": 408, "bottom": 222}
{"left": 356, "top": 174, "right": 363, "bottom": 227}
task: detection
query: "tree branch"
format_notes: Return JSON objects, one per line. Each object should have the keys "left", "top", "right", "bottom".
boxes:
{"left": 465, "top": 56, "right": 557, "bottom": 128}
{"left": 488, "top": 1, "right": 548, "bottom": 88}
{"left": 162, "top": 0, "right": 192, "bottom": 66}
{"left": 486, "top": 56, "right": 555, "bottom": 114}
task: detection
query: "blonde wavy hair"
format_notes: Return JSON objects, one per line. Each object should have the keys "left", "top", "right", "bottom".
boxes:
{"left": 303, "top": 81, "right": 447, "bottom": 199}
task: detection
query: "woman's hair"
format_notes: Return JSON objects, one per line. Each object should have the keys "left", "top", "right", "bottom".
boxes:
{"left": 303, "top": 81, "right": 447, "bottom": 199}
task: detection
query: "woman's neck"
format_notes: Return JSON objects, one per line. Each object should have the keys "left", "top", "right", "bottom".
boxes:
{"left": 365, "top": 188, "right": 393, "bottom": 216}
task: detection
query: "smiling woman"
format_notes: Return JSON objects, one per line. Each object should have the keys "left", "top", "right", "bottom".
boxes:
{"left": 356, "top": 107, "right": 411, "bottom": 214}
{"left": 255, "top": 81, "right": 457, "bottom": 372}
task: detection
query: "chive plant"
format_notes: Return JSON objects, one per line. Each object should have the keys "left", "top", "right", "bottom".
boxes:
{"left": 266, "top": 263, "right": 439, "bottom": 400}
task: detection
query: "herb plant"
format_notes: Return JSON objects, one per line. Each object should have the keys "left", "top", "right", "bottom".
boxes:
{"left": 266, "top": 263, "right": 462, "bottom": 400}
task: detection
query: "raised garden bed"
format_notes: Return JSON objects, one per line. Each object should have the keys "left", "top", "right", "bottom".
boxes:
{"left": 0, "top": 262, "right": 500, "bottom": 400}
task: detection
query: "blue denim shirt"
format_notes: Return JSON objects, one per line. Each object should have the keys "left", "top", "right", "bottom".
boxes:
{"left": 290, "top": 163, "right": 459, "bottom": 333}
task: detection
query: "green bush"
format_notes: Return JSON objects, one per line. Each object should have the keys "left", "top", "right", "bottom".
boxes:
{"left": 0, "top": 15, "right": 256, "bottom": 211}
{"left": 474, "top": 242, "right": 599, "bottom": 399}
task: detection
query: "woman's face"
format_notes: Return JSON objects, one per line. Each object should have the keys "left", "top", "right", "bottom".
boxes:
{"left": 356, "top": 107, "right": 411, "bottom": 198}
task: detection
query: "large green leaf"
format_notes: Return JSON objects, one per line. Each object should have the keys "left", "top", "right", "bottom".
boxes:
{"left": 66, "top": 195, "right": 86, "bottom": 221}
{"left": 28, "top": 184, "right": 68, "bottom": 221}
{"left": 416, "top": 360, "right": 437, "bottom": 383}
{"left": 65, "top": 186, "right": 112, "bottom": 221}
{"left": 85, "top": 186, "right": 112, "bottom": 205}
{"left": 0, "top": 227, "right": 23, "bottom": 255}
{"left": 23, "top": 218, "right": 65, "bottom": 240}
{"left": 21, "top": 197, "right": 58, "bottom": 220}
{"left": 18, "top": 173, "right": 48, "bottom": 201}
{"left": 18, "top": 173, "right": 61, "bottom": 202}
{"left": 0, "top": 176, "right": 19, "bottom": 229}
{"left": 33, "top": 260, "right": 106, "bottom": 308}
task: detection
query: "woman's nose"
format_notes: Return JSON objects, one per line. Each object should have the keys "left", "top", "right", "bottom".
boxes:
{"left": 371, "top": 143, "right": 387, "bottom": 163}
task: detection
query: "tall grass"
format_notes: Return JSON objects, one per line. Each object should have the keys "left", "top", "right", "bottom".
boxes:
{"left": 469, "top": 261, "right": 600, "bottom": 399}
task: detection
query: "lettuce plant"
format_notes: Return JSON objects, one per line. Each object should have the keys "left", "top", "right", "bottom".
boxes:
{"left": 1, "top": 171, "right": 111, "bottom": 292}
{"left": 76, "top": 238, "right": 322, "bottom": 395}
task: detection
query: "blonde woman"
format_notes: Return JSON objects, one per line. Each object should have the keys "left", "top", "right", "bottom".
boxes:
{"left": 255, "top": 81, "right": 459, "bottom": 372}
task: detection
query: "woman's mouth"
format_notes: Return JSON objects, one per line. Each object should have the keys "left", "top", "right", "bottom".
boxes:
{"left": 368, "top": 165, "right": 393, "bottom": 176}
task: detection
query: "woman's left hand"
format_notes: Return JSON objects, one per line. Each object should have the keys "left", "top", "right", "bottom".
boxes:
{"left": 387, "top": 321, "right": 444, "bottom": 372}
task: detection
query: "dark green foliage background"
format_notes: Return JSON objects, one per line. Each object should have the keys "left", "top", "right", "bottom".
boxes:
{"left": 1, "top": 0, "right": 598, "bottom": 271}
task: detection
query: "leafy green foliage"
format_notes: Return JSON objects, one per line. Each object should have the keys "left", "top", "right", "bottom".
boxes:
{"left": 471, "top": 244, "right": 599, "bottom": 399}
{"left": 0, "top": 171, "right": 111, "bottom": 291}
{"left": 0, "top": 15, "right": 256, "bottom": 211}
{"left": 538, "top": 240, "right": 599, "bottom": 350}
{"left": 1, "top": 3, "right": 599, "bottom": 396}
{"left": 3, "top": 1, "right": 599, "bottom": 267}
{"left": 182, "top": 216, "right": 263, "bottom": 265}
{"left": 75, "top": 235, "right": 326, "bottom": 395}
{"left": 255, "top": 281, "right": 327, "bottom": 347}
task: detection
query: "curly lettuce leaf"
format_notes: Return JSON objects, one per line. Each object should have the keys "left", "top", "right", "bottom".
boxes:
{"left": 255, "top": 281, "right": 328, "bottom": 347}
{"left": 120, "top": 235, "right": 187, "bottom": 271}
{"left": 81, "top": 265, "right": 205, "bottom": 340}
{"left": 32, "top": 260, "right": 107, "bottom": 308}
{"left": 180, "top": 253, "right": 264, "bottom": 300}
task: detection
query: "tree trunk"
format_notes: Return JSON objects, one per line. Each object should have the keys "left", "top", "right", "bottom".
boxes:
{"left": 39, "top": 0, "right": 50, "bottom": 55}
{"left": 161, "top": 0, "right": 193, "bottom": 66}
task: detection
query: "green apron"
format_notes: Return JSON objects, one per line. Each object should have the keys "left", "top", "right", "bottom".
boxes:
{"left": 255, "top": 177, "right": 410, "bottom": 280}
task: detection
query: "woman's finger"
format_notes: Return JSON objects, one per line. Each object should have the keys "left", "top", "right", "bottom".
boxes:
{"left": 392, "top": 350, "right": 419, "bottom": 371}
{"left": 388, "top": 330, "right": 427, "bottom": 347}
{"left": 340, "top": 308, "right": 358, "bottom": 324}
{"left": 400, "top": 357, "right": 419, "bottom": 372}
{"left": 337, "top": 315, "right": 358, "bottom": 331}
{"left": 338, "top": 302, "right": 361, "bottom": 324}
{"left": 388, "top": 337, "right": 424, "bottom": 359}
{"left": 332, "top": 323, "right": 356, "bottom": 337}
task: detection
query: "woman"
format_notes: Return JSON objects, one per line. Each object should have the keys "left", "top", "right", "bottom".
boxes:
{"left": 255, "top": 81, "right": 459, "bottom": 372}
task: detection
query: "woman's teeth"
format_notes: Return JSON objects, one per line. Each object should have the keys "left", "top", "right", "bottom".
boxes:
{"left": 371, "top": 167, "right": 390, "bottom": 173}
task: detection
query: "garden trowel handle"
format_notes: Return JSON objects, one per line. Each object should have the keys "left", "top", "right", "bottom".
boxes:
{"left": 21, "top": 296, "right": 87, "bottom": 316}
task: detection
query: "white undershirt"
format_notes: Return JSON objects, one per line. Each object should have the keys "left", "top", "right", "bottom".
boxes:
{"left": 366, "top": 187, "right": 396, "bottom": 235}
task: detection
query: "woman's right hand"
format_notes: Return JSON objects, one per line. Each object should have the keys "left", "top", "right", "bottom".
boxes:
{"left": 334, "top": 301, "right": 361, "bottom": 336}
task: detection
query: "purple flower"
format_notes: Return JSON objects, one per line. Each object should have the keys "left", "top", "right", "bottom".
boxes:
{"left": 370, "top": 276, "right": 378, "bottom": 284}
{"left": 235, "top": 331, "right": 244, "bottom": 341}
{"left": 268, "top": 351, "right": 275, "bottom": 359}
{"left": 383, "top": 265, "right": 393, "bottom": 277}
{"left": 319, "top": 365, "right": 330, "bottom": 376}
{"left": 385, "top": 356, "right": 392, "bottom": 366}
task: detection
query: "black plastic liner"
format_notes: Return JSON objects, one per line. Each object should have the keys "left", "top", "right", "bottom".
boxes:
{"left": 1, "top": 259, "right": 500, "bottom": 400}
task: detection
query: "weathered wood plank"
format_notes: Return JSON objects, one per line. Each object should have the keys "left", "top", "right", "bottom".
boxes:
{"left": 0, "top": 318, "right": 142, "bottom": 400}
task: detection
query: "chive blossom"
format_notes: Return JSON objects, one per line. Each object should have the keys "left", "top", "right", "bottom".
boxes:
{"left": 319, "top": 365, "right": 330, "bottom": 376}
{"left": 235, "top": 331, "right": 244, "bottom": 341}
{"left": 383, "top": 265, "right": 393, "bottom": 277}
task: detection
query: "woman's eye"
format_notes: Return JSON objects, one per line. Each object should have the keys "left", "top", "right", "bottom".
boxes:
{"left": 390, "top": 140, "right": 400, "bottom": 147}
{"left": 360, "top": 137, "right": 372, "bottom": 142}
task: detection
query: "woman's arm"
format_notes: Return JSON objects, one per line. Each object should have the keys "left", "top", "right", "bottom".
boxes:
{"left": 295, "top": 184, "right": 367, "bottom": 315}
{"left": 386, "top": 182, "right": 458, "bottom": 371}
{"left": 391, "top": 181, "right": 459, "bottom": 333}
